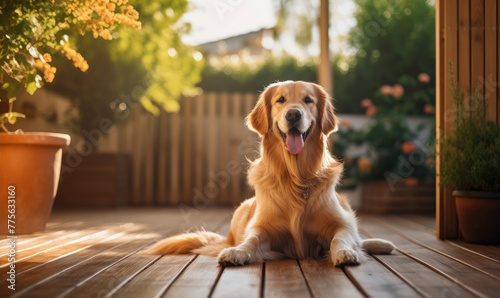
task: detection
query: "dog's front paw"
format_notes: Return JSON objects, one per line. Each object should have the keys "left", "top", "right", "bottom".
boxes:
{"left": 331, "top": 248, "right": 360, "bottom": 267}
{"left": 217, "top": 247, "right": 254, "bottom": 266}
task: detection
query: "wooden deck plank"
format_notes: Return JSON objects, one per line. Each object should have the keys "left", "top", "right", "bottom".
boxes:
{"left": 343, "top": 254, "right": 421, "bottom": 298}
{"left": 211, "top": 264, "right": 262, "bottom": 298}
{"left": 264, "top": 259, "right": 312, "bottom": 298}
{"left": 0, "top": 211, "right": 148, "bottom": 268}
{"left": 1, "top": 228, "right": 128, "bottom": 274}
{"left": 0, "top": 231, "right": 129, "bottom": 296}
{"left": 385, "top": 217, "right": 500, "bottom": 279}
{"left": 1, "top": 209, "right": 190, "bottom": 272}
{"left": 162, "top": 255, "right": 222, "bottom": 298}
{"left": 111, "top": 210, "right": 228, "bottom": 297}
{"left": 0, "top": 209, "right": 227, "bottom": 297}
{"left": 369, "top": 251, "right": 474, "bottom": 298}
{"left": 112, "top": 255, "right": 197, "bottom": 298}
{"left": 361, "top": 217, "right": 500, "bottom": 297}
{"left": 448, "top": 240, "right": 500, "bottom": 263}
{"left": 299, "top": 259, "right": 363, "bottom": 298}
{"left": 64, "top": 253, "right": 159, "bottom": 298}
{"left": 402, "top": 215, "right": 436, "bottom": 232}
{"left": 15, "top": 238, "right": 152, "bottom": 297}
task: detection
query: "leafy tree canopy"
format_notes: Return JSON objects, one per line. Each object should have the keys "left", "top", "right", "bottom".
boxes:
{"left": 48, "top": 0, "right": 203, "bottom": 131}
{"left": 198, "top": 0, "right": 435, "bottom": 114}
{"left": 338, "top": 0, "right": 435, "bottom": 112}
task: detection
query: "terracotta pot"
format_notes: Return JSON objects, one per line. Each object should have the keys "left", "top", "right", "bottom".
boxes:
{"left": 454, "top": 190, "right": 500, "bottom": 244}
{"left": 0, "top": 132, "right": 70, "bottom": 235}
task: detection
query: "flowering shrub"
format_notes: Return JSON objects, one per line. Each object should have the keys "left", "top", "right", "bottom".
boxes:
{"left": 333, "top": 73, "right": 435, "bottom": 187}
{"left": 0, "top": 0, "right": 141, "bottom": 131}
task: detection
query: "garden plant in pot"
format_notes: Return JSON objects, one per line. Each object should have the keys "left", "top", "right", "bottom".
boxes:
{"left": 439, "top": 74, "right": 500, "bottom": 243}
{"left": 0, "top": 1, "right": 140, "bottom": 234}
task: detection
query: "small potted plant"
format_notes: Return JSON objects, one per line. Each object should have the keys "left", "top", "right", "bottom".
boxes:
{"left": 0, "top": 1, "right": 140, "bottom": 234}
{"left": 439, "top": 73, "right": 500, "bottom": 243}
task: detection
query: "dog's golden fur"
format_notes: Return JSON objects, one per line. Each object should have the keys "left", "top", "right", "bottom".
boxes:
{"left": 146, "top": 81, "right": 394, "bottom": 266}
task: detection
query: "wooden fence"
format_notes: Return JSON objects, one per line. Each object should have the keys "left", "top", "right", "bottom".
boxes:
{"left": 436, "top": 0, "right": 500, "bottom": 239}
{"left": 100, "top": 93, "right": 261, "bottom": 206}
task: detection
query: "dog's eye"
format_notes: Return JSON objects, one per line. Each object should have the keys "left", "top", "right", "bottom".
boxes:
{"left": 304, "top": 96, "right": 313, "bottom": 103}
{"left": 277, "top": 97, "right": 285, "bottom": 103}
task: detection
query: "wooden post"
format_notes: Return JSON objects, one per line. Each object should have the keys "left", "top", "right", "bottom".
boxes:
{"left": 436, "top": 0, "right": 499, "bottom": 239}
{"left": 437, "top": 0, "right": 459, "bottom": 240}
{"left": 484, "top": 0, "right": 497, "bottom": 122}
{"left": 318, "top": 0, "right": 333, "bottom": 95}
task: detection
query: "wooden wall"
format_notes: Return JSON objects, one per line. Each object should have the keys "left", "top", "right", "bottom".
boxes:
{"left": 436, "top": 0, "right": 500, "bottom": 239}
{"left": 100, "top": 93, "right": 260, "bottom": 206}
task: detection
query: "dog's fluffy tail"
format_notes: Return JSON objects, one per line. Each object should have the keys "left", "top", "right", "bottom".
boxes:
{"left": 361, "top": 238, "right": 396, "bottom": 254}
{"left": 144, "top": 231, "right": 230, "bottom": 257}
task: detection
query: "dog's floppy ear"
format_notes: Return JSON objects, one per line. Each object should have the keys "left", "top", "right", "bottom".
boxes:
{"left": 313, "top": 83, "right": 338, "bottom": 136}
{"left": 247, "top": 84, "right": 277, "bottom": 135}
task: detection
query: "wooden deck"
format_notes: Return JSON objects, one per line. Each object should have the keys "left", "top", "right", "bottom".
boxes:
{"left": 1, "top": 208, "right": 500, "bottom": 298}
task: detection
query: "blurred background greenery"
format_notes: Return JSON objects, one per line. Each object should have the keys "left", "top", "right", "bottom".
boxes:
{"left": 1, "top": 0, "right": 436, "bottom": 192}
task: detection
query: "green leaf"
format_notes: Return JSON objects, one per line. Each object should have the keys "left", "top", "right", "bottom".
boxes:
{"left": 26, "top": 81, "right": 38, "bottom": 95}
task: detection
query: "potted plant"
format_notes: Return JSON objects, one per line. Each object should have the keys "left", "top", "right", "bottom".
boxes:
{"left": 438, "top": 74, "right": 500, "bottom": 243}
{"left": 0, "top": 1, "right": 140, "bottom": 234}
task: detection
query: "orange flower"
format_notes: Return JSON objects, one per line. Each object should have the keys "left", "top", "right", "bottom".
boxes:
{"left": 42, "top": 53, "right": 52, "bottom": 63}
{"left": 61, "top": 47, "right": 89, "bottom": 72}
{"left": 357, "top": 157, "right": 372, "bottom": 174}
{"left": 365, "top": 105, "right": 377, "bottom": 117}
{"left": 424, "top": 104, "right": 434, "bottom": 114}
{"left": 401, "top": 142, "right": 415, "bottom": 154}
{"left": 418, "top": 73, "right": 430, "bottom": 83}
{"left": 35, "top": 59, "right": 57, "bottom": 83}
{"left": 380, "top": 85, "right": 392, "bottom": 95}
{"left": 392, "top": 84, "right": 404, "bottom": 99}
{"left": 404, "top": 177, "right": 419, "bottom": 186}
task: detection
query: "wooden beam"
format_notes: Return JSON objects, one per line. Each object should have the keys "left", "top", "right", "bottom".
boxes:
{"left": 485, "top": 0, "right": 497, "bottom": 122}
{"left": 437, "top": 0, "right": 459, "bottom": 239}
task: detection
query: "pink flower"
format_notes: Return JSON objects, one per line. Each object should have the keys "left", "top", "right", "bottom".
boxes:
{"left": 380, "top": 85, "right": 393, "bottom": 95}
{"left": 424, "top": 104, "right": 434, "bottom": 114}
{"left": 339, "top": 118, "right": 353, "bottom": 130}
{"left": 360, "top": 98, "right": 373, "bottom": 108}
{"left": 418, "top": 73, "right": 431, "bottom": 83}
{"left": 365, "top": 105, "right": 377, "bottom": 117}
{"left": 392, "top": 84, "right": 404, "bottom": 99}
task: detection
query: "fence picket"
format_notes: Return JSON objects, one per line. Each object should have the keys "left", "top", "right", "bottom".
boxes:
{"left": 111, "top": 93, "right": 259, "bottom": 206}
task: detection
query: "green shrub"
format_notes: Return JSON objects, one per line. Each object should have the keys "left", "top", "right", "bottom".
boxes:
{"left": 439, "top": 75, "right": 500, "bottom": 192}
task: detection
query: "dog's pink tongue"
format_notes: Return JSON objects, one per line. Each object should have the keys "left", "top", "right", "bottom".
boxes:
{"left": 286, "top": 132, "right": 304, "bottom": 154}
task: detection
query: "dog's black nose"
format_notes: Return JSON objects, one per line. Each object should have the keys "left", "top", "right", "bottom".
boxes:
{"left": 285, "top": 109, "right": 302, "bottom": 124}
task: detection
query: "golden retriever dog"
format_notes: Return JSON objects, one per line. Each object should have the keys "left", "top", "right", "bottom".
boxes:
{"left": 146, "top": 81, "right": 395, "bottom": 266}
